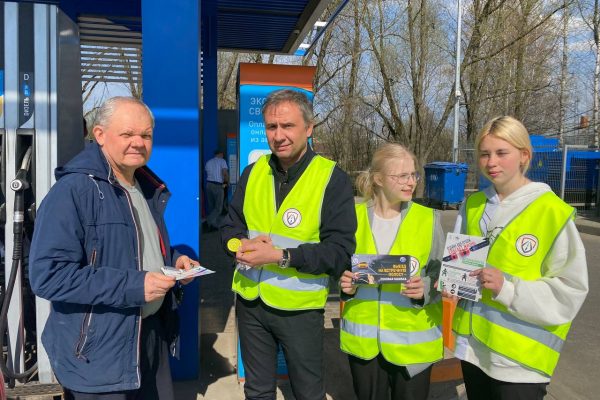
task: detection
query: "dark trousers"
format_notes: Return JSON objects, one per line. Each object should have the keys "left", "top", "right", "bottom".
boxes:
{"left": 206, "top": 181, "right": 225, "bottom": 229}
{"left": 236, "top": 296, "right": 325, "bottom": 400}
{"left": 461, "top": 361, "right": 548, "bottom": 400}
{"left": 348, "top": 354, "right": 432, "bottom": 400}
{"left": 64, "top": 313, "right": 174, "bottom": 400}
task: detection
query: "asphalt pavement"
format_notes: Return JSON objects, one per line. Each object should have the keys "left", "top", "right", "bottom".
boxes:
{"left": 173, "top": 209, "right": 600, "bottom": 399}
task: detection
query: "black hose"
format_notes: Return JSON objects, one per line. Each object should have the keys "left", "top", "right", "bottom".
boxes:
{"left": 0, "top": 257, "right": 37, "bottom": 386}
{"left": 0, "top": 147, "right": 37, "bottom": 387}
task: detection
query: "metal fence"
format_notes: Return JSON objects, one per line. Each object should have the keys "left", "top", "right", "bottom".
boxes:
{"left": 456, "top": 144, "right": 600, "bottom": 213}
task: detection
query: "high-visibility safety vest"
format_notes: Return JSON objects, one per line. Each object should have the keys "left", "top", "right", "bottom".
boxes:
{"left": 232, "top": 154, "right": 335, "bottom": 311}
{"left": 453, "top": 191, "right": 575, "bottom": 377}
{"left": 340, "top": 202, "right": 443, "bottom": 365}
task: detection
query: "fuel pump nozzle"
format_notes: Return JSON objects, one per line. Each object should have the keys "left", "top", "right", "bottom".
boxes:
{"left": 10, "top": 147, "right": 32, "bottom": 262}
{"left": 11, "top": 165, "right": 31, "bottom": 192}
{"left": 11, "top": 146, "right": 32, "bottom": 192}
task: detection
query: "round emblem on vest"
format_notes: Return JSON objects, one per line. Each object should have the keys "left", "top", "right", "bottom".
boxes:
{"left": 410, "top": 257, "right": 420, "bottom": 276}
{"left": 516, "top": 234, "right": 538, "bottom": 256}
{"left": 282, "top": 208, "right": 302, "bottom": 228}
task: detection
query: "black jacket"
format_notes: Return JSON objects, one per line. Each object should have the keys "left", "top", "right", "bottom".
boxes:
{"left": 221, "top": 147, "right": 356, "bottom": 278}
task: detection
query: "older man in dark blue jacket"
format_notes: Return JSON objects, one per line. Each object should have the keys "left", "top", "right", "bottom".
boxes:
{"left": 29, "top": 97, "right": 197, "bottom": 400}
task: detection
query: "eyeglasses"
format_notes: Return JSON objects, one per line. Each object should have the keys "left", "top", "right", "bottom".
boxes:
{"left": 387, "top": 172, "right": 421, "bottom": 184}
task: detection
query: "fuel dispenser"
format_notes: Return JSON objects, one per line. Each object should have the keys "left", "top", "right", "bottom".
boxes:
{"left": 1, "top": 1, "right": 84, "bottom": 395}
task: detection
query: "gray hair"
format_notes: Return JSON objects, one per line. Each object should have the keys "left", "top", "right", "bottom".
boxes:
{"left": 93, "top": 96, "right": 155, "bottom": 129}
{"left": 261, "top": 89, "right": 314, "bottom": 126}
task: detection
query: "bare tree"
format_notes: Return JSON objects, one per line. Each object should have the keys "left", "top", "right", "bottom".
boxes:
{"left": 211, "top": 0, "right": 583, "bottom": 173}
{"left": 362, "top": 0, "right": 407, "bottom": 144}
{"left": 459, "top": 0, "right": 568, "bottom": 142}
{"left": 461, "top": 1, "right": 497, "bottom": 144}
{"left": 119, "top": 47, "right": 142, "bottom": 99}
{"left": 313, "top": 0, "right": 376, "bottom": 170}
{"left": 217, "top": 52, "right": 239, "bottom": 109}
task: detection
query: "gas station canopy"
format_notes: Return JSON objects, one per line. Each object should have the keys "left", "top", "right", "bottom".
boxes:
{"left": 216, "top": 0, "right": 331, "bottom": 53}
{"left": 2, "top": 0, "right": 340, "bottom": 389}
{"left": 35, "top": 0, "right": 333, "bottom": 54}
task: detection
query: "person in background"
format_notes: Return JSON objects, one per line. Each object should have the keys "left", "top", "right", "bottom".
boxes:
{"left": 221, "top": 89, "right": 356, "bottom": 400}
{"left": 29, "top": 96, "right": 198, "bottom": 400}
{"left": 340, "top": 143, "right": 444, "bottom": 400}
{"left": 204, "top": 149, "right": 229, "bottom": 231}
{"left": 450, "top": 116, "right": 588, "bottom": 400}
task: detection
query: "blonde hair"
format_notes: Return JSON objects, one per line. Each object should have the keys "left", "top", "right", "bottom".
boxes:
{"left": 475, "top": 116, "right": 533, "bottom": 174}
{"left": 356, "top": 143, "right": 418, "bottom": 201}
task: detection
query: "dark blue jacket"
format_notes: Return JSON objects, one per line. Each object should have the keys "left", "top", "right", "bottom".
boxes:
{"left": 29, "top": 142, "right": 180, "bottom": 393}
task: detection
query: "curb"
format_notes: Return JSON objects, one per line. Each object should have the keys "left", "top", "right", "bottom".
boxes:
{"left": 575, "top": 219, "right": 600, "bottom": 236}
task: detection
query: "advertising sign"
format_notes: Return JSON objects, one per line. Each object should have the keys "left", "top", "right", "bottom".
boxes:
{"left": 237, "top": 64, "right": 316, "bottom": 174}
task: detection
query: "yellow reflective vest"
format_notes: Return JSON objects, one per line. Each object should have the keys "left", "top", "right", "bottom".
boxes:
{"left": 340, "top": 202, "right": 443, "bottom": 365}
{"left": 232, "top": 154, "right": 334, "bottom": 310}
{"left": 453, "top": 191, "right": 575, "bottom": 377}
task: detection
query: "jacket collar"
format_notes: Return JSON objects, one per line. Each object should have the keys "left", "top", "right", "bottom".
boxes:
{"left": 56, "top": 141, "right": 168, "bottom": 195}
{"left": 268, "top": 145, "right": 315, "bottom": 182}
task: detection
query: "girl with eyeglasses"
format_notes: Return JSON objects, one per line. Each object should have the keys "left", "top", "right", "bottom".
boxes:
{"left": 449, "top": 116, "right": 588, "bottom": 399}
{"left": 339, "top": 143, "right": 444, "bottom": 400}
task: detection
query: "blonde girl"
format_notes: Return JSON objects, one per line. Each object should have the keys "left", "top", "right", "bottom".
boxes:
{"left": 451, "top": 116, "right": 588, "bottom": 400}
{"left": 339, "top": 143, "right": 444, "bottom": 400}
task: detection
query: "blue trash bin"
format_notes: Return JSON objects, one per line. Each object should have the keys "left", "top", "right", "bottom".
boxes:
{"left": 478, "top": 174, "right": 492, "bottom": 191}
{"left": 424, "top": 162, "right": 468, "bottom": 209}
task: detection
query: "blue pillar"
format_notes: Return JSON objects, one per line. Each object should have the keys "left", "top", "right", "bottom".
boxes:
{"left": 142, "top": 0, "right": 200, "bottom": 380}
{"left": 201, "top": 0, "right": 218, "bottom": 165}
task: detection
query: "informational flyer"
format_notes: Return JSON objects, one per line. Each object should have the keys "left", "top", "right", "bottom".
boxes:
{"left": 351, "top": 254, "right": 412, "bottom": 284}
{"left": 161, "top": 265, "right": 215, "bottom": 280}
{"left": 438, "top": 233, "right": 489, "bottom": 301}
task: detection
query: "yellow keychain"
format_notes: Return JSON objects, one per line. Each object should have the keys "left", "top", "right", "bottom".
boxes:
{"left": 227, "top": 238, "right": 242, "bottom": 253}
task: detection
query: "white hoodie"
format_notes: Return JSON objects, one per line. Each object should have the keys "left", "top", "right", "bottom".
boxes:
{"left": 453, "top": 182, "right": 589, "bottom": 383}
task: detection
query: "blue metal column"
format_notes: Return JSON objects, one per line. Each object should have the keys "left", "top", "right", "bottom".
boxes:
{"left": 142, "top": 0, "right": 200, "bottom": 380}
{"left": 201, "top": 0, "right": 218, "bottom": 167}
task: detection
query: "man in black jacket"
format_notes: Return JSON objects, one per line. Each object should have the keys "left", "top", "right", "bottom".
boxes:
{"left": 221, "top": 89, "right": 356, "bottom": 400}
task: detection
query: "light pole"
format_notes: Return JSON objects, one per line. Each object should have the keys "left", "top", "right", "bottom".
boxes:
{"left": 453, "top": 0, "right": 462, "bottom": 163}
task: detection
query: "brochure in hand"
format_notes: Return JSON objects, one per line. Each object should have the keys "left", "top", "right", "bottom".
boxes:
{"left": 350, "top": 254, "right": 412, "bottom": 284}
{"left": 438, "top": 233, "right": 489, "bottom": 302}
{"left": 161, "top": 265, "right": 215, "bottom": 281}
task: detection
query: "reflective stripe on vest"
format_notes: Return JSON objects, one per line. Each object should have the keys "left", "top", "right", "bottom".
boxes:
{"left": 232, "top": 155, "right": 334, "bottom": 310}
{"left": 453, "top": 191, "right": 574, "bottom": 376}
{"left": 342, "top": 319, "right": 442, "bottom": 345}
{"left": 340, "top": 202, "right": 443, "bottom": 365}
